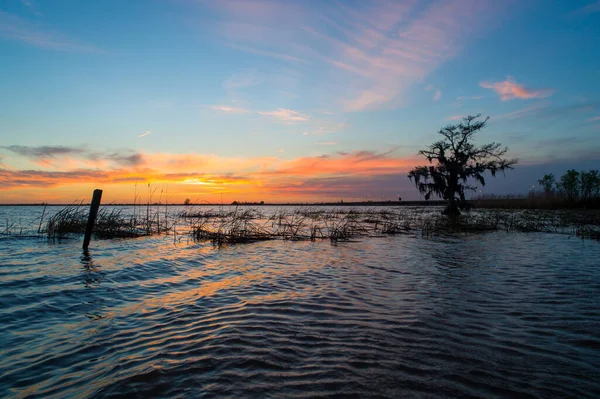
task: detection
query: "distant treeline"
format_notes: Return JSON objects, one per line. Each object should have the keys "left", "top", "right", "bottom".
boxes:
{"left": 475, "top": 169, "right": 600, "bottom": 209}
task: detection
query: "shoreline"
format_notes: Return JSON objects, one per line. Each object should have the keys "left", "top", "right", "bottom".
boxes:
{"left": 0, "top": 200, "right": 446, "bottom": 207}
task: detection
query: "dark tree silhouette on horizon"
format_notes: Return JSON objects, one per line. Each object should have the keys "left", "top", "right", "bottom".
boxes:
{"left": 408, "top": 114, "right": 518, "bottom": 216}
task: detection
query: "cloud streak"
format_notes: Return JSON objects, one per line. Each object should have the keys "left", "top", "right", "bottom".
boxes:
{"left": 0, "top": 145, "right": 143, "bottom": 169}
{"left": 480, "top": 77, "right": 554, "bottom": 101}
{"left": 456, "top": 95, "right": 484, "bottom": 101}
{"left": 138, "top": 130, "right": 151, "bottom": 138}
{"left": 2, "top": 145, "right": 80, "bottom": 159}
{"left": 211, "top": 105, "right": 249, "bottom": 113}
{"left": 0, "top": 11, "right": 101, "bottom": 52}
{"left": 201, "top": 0, "right": 506, "bottom": 111}
{"left": 258, "top": 108, "right": 310, "bottom": 123}
{"left": 494, "top": 105, "right": 545, "bottom": 120}
{"left": 570, "top": 1, "right": 600, "bottom": 17}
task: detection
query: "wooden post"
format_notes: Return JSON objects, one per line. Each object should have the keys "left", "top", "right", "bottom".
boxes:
{"left": 83, "top": 189, "right": 103, "bottom": 250}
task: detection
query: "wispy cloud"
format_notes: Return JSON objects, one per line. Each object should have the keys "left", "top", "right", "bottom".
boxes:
{"left": 447, "top": 115, "right": 465, "bottom": 121}
{"left": 0, "top": 145, "right": 143, "bottom": 169}
{"left": 570, "top": 1, "right": 600, "bottom": 17}
{"left": 19, "top": 0, "right": 43, "bottom": 16}
{"left": 226, "top": 43, "right": 310, "bottom": 64}
{"left": 138, "top": 130, "right": 151, "bottom": 138}
{"left": 495, "top": 105, "right": 545, "bottom": 120}
{"left": 316, "top": 141, "right": 337, "bottom": 146}
{"left": 211, "top": 105, "right": 249, "bottom": 113}
{"left": 344, "top": 90, "right": 394, "bottom": 112}
{"left": 0, "top": 11, "right": 101, "bottom": 52}
{"left": 2, "top": 145, "right": 79, "bottom": 159}
{"left": 302, "top": 122, "right": 347, "bottom": 136}
{"left": 425, "top": 84, "right": 441, "bottom": 101}
{"left": 588, "top": 115, "right": 600, "bottom": 122}
{"left": 201, "top": 0, "right": 507, "bottom": 112}
{"left": 480, "top": 77, "right": 554, "bottom": 101}
{"left": 456, "top": 95, "right": 484, "bottom": 101}
{"left": 258, "top": 108, "right": 310, "bottom": 123}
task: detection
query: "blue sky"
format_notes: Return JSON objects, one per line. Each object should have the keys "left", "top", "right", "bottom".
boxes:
{"left": 0, "top": 0, "right": 599, "bottom": 203}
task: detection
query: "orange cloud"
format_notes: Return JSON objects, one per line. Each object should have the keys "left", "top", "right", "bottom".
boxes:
{"left": 267, "top": 150, "right": 417, "bottom": 177}
{"left": 0, "top": 147, "right": 418, "bottom": 203}
{"left": 480, "top": 77, "right": 554, "bottom": 101}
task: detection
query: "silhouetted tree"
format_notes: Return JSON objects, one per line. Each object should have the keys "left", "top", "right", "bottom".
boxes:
{"left": 580, "top": 169, "right": 600, "bottom": 201}
{"left": 408, "top": 115, "right": 518, "bottom": 216}
{"left": 184, "top": 198, "right": 191, "bottom": 205}
{"left": 538, "top": 174, "right": 555, "bottom": 196}
{"left": 557, "top": 169, "right": 580, "bottom": 201}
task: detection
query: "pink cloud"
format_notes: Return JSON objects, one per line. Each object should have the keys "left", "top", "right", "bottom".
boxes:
{"left": 588, "top": 115, "right": 600, "bottom": 122}
{"left": 424, "top": 84, "right": 441, "bottom": 101}
{"left": 211, "top": 105, "right": 249, "bottom": 113}
{"left": 480, "top": 77, "right": 554, "bottom": 101}
{"left": 258, "top": 108, "right": 310, "bottom": 122}
{"left": 344, "top": 90, "right": 394, "bottom": 112}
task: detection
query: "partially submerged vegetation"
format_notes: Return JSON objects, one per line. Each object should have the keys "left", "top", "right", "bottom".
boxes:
{"left": 2, "top": 204, "right": 599, "bottom": 244}
{"left": 180, "top": 206, "right": 600, "bottom": 245}
{"left": 44, "top": 203, "right": 171, "bottom": 239}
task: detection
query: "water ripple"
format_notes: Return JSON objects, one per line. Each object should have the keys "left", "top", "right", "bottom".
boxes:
{"left": 1, "top": 227, "right": 599, "bottom": 398}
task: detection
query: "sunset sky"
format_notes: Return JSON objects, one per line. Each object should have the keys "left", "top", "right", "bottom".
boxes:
{"left": 1, "top": 0, "right": 599, "bottom": 204}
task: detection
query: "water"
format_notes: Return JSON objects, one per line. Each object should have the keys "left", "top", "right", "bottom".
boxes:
{"left": 1, "top": 206, "right": 599, "bottom": 398}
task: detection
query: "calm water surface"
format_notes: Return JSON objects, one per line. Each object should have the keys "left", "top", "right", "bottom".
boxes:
{"left": 1, "top": 206, "right": 599, "bottom": 398}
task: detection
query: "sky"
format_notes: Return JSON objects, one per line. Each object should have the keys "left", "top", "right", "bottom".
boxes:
{"left": 0, "top": 0, "right": 599, "bottom": 204}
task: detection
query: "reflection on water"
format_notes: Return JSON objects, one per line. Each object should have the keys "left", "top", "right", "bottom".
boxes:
{"left": 0, "top": 208, "right": 599, "bottom": 398}
{"left": 81, "top": 250, "right": 102, "bottom": 289}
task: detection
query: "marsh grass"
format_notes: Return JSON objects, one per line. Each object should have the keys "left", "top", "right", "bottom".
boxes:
{"left": 180, "top": 205, "right": 600, "bottom": 245}
{"left": 6, "top": 203, "right": 599, "bottom": 244}
{"left": 44, "top": 204, "right": 172, "bottom": 240}
{"left": 187, "top": 207, "right": 273, "bottom": 247}
{"left": 45, "top": 203, "right": 87, "bottom": 238}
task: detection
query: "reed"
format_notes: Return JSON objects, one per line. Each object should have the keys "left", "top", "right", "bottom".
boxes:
{"left": 45, "top": 203, "right": 88, "bottom": 238}
{"left": 44, "top": 203, "right": 172, "bottom": 239}
{"left": 29, "top": 203, "right": 600, "bottom": 244}
{"left": 187, "top": 207, "right": 273, "bottom": 247}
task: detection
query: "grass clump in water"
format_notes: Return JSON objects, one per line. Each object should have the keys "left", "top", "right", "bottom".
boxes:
{"left": 188, "top": 207, "right": 273, "bottom": 247}
{"left": 45, "top": 204, "right": 171, "bottom": 239}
